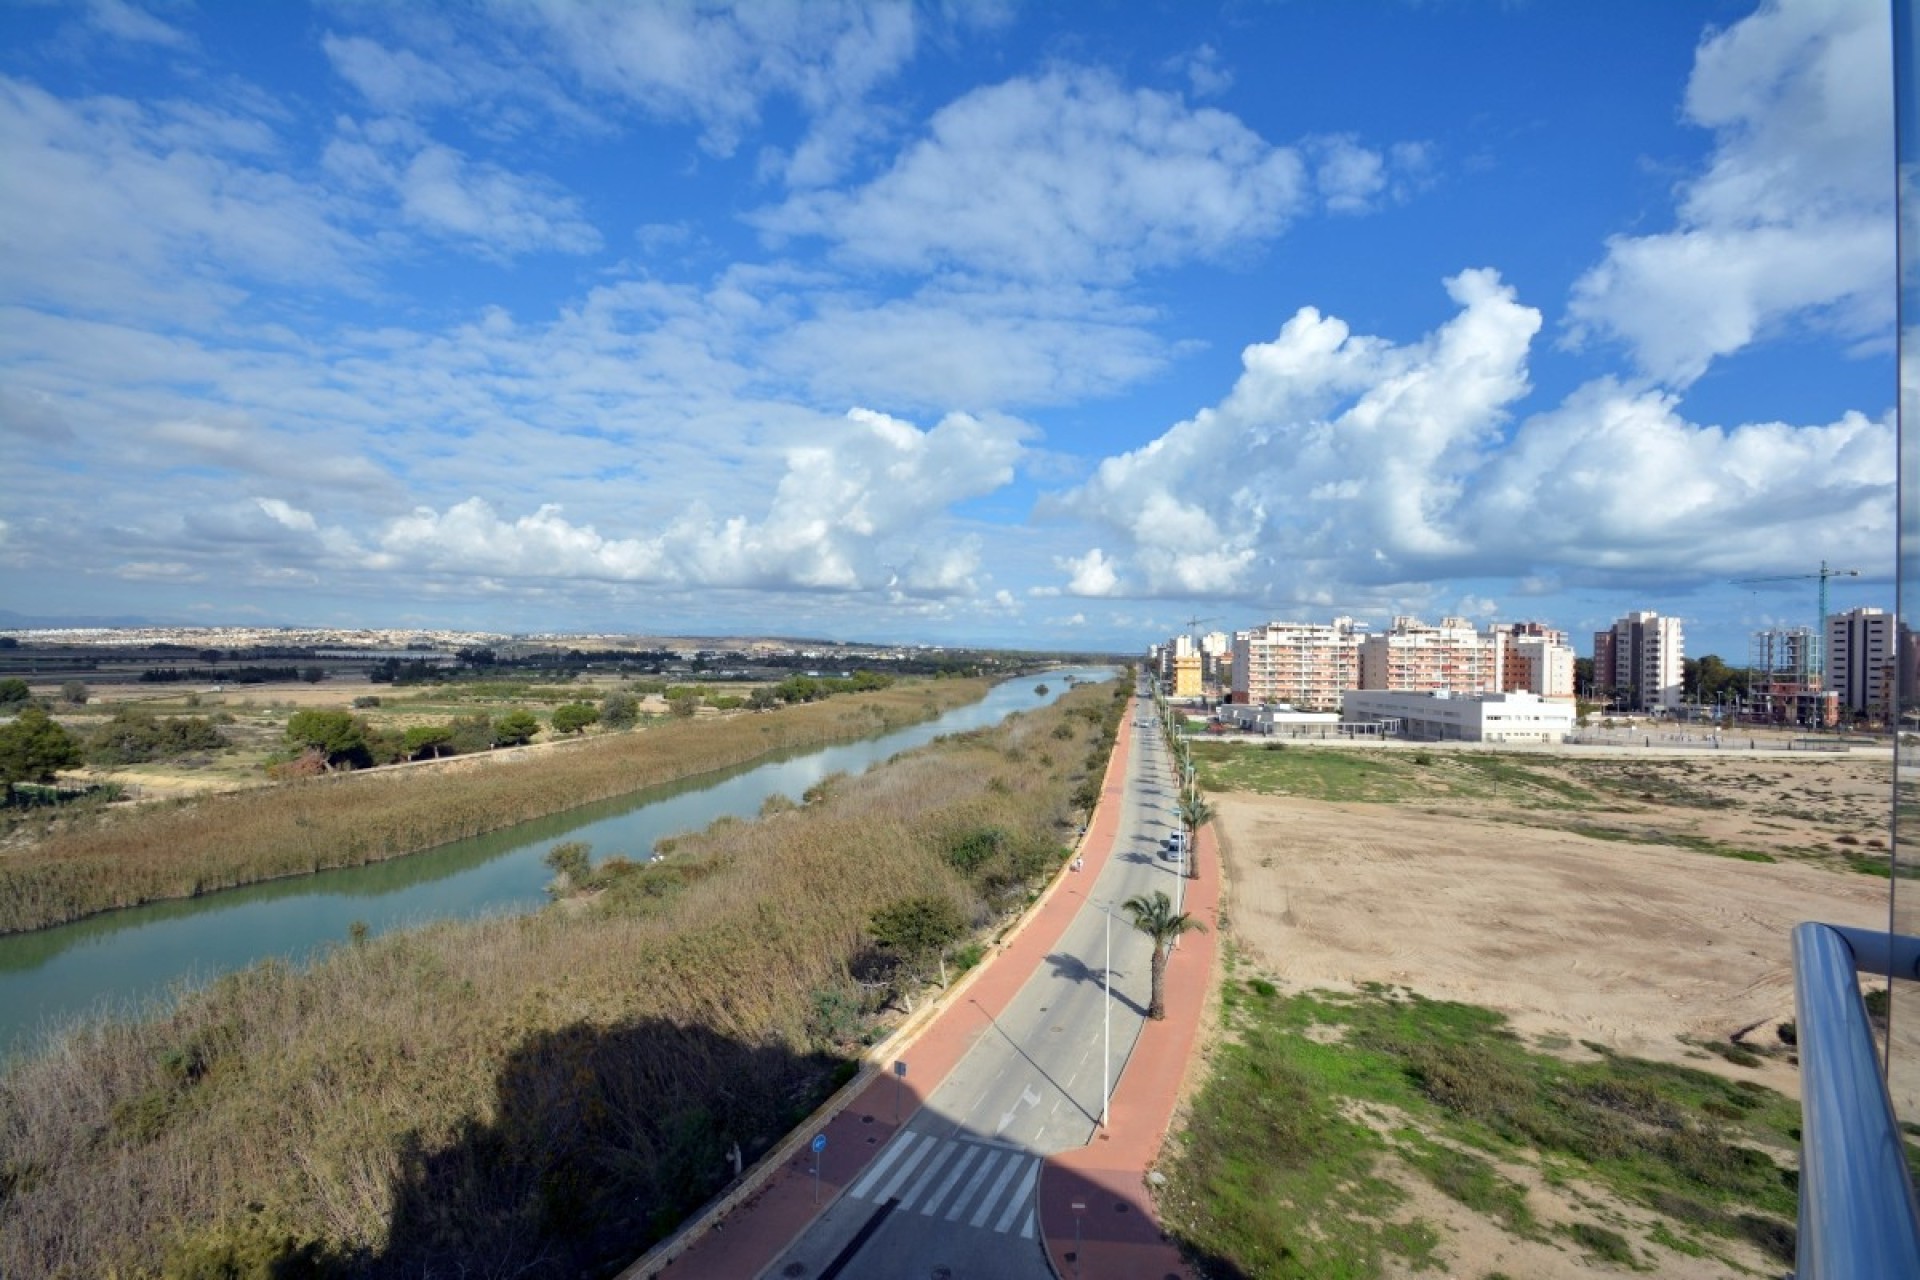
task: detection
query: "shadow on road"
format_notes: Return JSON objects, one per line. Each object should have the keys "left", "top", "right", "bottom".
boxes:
{"left": 969, "top": 998, "right": 1102, "bottom": 1127}
{"left": 1042, "top": 952, "right": 1147, "bottom": 1018}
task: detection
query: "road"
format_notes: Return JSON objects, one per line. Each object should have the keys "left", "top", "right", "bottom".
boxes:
{"left": 761, "top": 688, "right": 1187, "bottom": 1279}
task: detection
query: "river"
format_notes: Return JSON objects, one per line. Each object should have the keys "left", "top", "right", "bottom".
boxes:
{"left": 0, "top": 669, "right": 1111, "bottom": 1065}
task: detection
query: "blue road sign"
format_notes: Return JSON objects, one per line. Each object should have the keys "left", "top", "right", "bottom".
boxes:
{"left": 811, "top": 1133, "right": 827, "bottom": 1154}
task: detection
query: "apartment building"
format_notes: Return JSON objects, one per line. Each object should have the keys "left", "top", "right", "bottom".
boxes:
{"left": 1230, "top": 618, "right": 1363, "bottom": 710}
{"left": 1593, "top": 611, "right": 1685, "bottom": 711}
{"left": 1358, "top": 616, "right": 1503, "bottom": 696}
{"left": 1199, "top": 630, "right": 1232, "bottom": 685}
{"left": 1488, "top": 622, "right": 1574, "bottom": 698}
{"left": 1828, "top": 607, "right": 1897, "bottom": 718}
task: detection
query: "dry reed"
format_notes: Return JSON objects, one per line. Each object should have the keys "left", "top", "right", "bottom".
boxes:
{"left": 0, "top": 681, "right": 987, "bottom": 934}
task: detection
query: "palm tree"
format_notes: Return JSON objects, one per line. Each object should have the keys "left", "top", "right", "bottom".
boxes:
{"left": 1122, "top": 890, "right": 1206, "bottom": 1020}
{"left": 1179, "top": 793, "right": 1213, "bottom": 880}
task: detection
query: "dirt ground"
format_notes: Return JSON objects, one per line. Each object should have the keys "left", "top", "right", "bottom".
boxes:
{"left": 1212, "top": 750, "right": 1894, "bottom": 1279}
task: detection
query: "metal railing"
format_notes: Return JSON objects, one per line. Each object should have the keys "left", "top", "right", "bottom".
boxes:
{"left": 1790, "top": 922, "right": 1920, "bottom": 1278}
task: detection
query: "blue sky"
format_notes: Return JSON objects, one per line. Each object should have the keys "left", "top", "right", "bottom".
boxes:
{"left": 0, "top": 0, "right": 1895, "bottom": 658}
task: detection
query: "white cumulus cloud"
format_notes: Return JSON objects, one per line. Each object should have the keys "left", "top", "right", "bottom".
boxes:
{"left": 1566, "top": 0, "right": 1892, "bottom": 385}
{"left": 756, "top": 67, "right": 1316, "bottom": 282}
{"left": 1048, "top": 269, "right": 1892, "bottom": 606}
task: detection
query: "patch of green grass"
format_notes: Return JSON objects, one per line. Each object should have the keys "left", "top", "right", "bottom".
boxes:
{"left": 1565, "top": 1221, "right": 1636, "bottom": 1265}
{"left": 1446, "top": 755, "right": 1597, "bottom": 806}
{"left": 1647, "top": 1220, "right": 1708, "bottom": 1257}
{"left": 1401, "top": 1139, "right": 1538, "bottom": 1237}
{"left": 1191, "top": 743, "right": 1429, "bottom": 803}
{"left": 1165, "top": 982, "right": 1800, "bottom": 1279}
{"left": 1682, "top": 1036, "right": 1766, "bottom": 1069}
{"left": 1190, "top": 744, "right": 1619, "bottom": 811}
{"left": 1566, "top": 762, "right": 1721, "bottom": 809}
{"left": 1566, "top": 825, "right": 1777, "bottom": 863}
{"left": 1162, "top": 982, "right": 1423, "bottom": 1278}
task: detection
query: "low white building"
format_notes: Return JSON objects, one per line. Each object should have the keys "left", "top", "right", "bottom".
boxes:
{"left": 1340, "top": 689, "right": 1575, "bottom": 744}
{"left": 1217, "top": 703, "right": 1343, "bottom": 735}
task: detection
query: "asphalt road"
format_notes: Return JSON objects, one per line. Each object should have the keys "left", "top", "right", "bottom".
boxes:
{"left": 761, "top": 692, "right": 1188, "bottom": 1280}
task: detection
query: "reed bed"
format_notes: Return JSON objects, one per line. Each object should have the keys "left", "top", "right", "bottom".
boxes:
{"left": 0, "top": 680, "right": 1129, "bottom": 1279}
{"left": 0, "top": 680, "right": 987, "bottom": 934}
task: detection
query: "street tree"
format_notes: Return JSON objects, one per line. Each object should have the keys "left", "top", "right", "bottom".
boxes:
{"left": 1122, "top": 890, "right": 1205, "bottom": 1020}
{"left": 1179, "top": 794, "right": 1213, "bottom": 881}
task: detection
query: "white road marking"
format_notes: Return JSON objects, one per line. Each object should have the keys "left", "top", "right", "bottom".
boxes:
{"left": 847, "top": 1130, "right": 919, "bottom": 1200}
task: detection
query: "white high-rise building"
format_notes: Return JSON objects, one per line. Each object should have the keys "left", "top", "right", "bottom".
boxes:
{"left": 1231, "top": 619, "right": 1364, "bottom": 710}
{"left": 1593, "top": 611, "right": 1685, "bottom": 711}
{"left": 1828, "top": 607, "right": 1897, "bottom": 718}
{"left": 1358, "top": 616, "right": 1504, "bottom": 696}
{"left": 1513, "top": 635, "right": 1576, "bottom": 700}
{"left": 1489, "top": 622, "right": 1575, "bottom": 699}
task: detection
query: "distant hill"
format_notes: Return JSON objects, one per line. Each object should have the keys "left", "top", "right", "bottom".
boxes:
{"left": 0, "top": 608, "right": 159, "bottom": 630}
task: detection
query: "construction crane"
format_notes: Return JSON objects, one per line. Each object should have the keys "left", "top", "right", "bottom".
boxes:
{"left": 1730, "top": 560, "right": 1860, "bottom": 680}
{"left": 1184, "top": 614, "right": 1220, "bottom": 635}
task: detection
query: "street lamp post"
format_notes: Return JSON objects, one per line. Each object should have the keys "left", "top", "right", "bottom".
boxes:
{"left": 1169, "top": 802, "right": 1185, "bottom": 916}
{"left": 1102, "top": 901, "right": 1111, "bottom": 1129}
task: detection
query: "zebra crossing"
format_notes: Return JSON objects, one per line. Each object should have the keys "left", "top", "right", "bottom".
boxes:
{"left": 842, "top": 1130, "right": 1041, "bottom": 1238}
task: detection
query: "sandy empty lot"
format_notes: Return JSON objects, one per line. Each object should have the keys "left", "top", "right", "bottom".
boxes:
{"left": 1209, "top": 751, "right": 1896, "bottom": 1278}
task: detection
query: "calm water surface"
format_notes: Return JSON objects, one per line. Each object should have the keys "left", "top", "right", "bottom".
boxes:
{"left": 0, "top": 669, "right": 1110, "bottom": 1064}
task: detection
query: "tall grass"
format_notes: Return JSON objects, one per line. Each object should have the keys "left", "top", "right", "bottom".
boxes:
{"left": 0, "top": 681, "right": 1129, "bottom": 1278}
{"left": 0, "top": 680, "right": 987, "bottom": 934}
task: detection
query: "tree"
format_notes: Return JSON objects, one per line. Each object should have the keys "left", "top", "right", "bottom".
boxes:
{"left": 542, "top": 840, "right": 594, "bottom": 895}
{"left": 0, "top": 707, "right": 83, "bottom": 799}
{"left": 746, "top": 687, "right": 779, "bottom": 712}
{"left": 446, "top": 713, "right": 495, "bottom": 755}
{"left": 1179, "top": 793, "right": 1213, "bottom": 881}
{"left": 284, "top": 709, "right": 372, "bottom": 769}
{"left": 0, "top": 678, "right": 31, "bottom": 709}
{"left": 869, "top": 894, "right": 968, "bottom": 988}
{"left": 59, "top": 680, "right": 88, "bottom": 706}
{"left": 299, "top": 666, "right": 326, "bottom": 684}
{"left": 774, "top": 675, "right": 822, "bottom": 704}
{"left": 86, "top": 709, "right": 225, "bottom": 766}
{"left": 1121, "top": 890, "right": 1206, "bottom": 1020}
{"left": 665, "top": 689, "right": 700, "bottom": 718}
{"left": 1685, "top": 654, "right": 1746, "bottom": 704}
{"left": 492, "top": 709, "right": 540, "bottom": 747}
{"left": 402, "top": 724, "right": 455, "bottom": 760}
{"left": 600, "top": 690, "right": 639, "bottom": 729}
{"left": 551, "top": 702, "right": 600, "bottom": 735}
